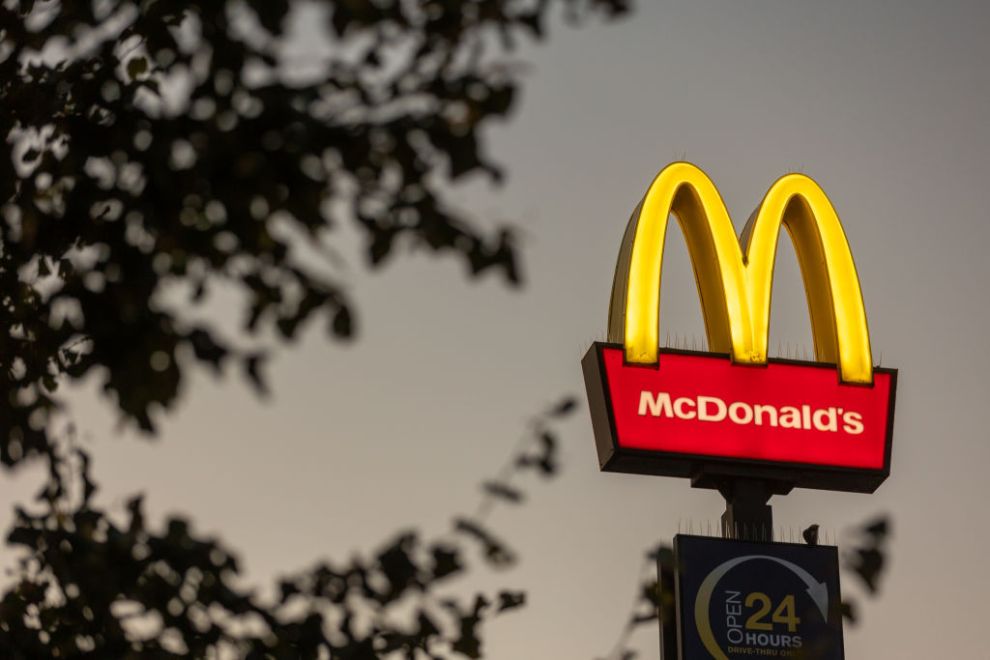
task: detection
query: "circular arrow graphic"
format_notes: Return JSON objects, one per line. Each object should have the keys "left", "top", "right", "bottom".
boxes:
{"left": 694, "top": 554, "right": 830, "bottom": 660}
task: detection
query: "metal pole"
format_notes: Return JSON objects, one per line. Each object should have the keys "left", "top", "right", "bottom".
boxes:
{"left": 719, "top": 479, "right": 773, "bottom": 541}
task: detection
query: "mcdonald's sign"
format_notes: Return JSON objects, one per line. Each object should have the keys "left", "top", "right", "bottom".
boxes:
{"left": 583, "top": 163, "right": 897, "bottom": 492}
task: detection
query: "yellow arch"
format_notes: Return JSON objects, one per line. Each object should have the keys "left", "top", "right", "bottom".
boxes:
{"left": 606, "top": 162, "right": 873, "bottom": 384}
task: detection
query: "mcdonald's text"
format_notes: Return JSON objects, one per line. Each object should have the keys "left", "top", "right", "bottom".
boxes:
{"left": 637, "top": 392, "right": 865, "bottom": 435}
{"left": 583, "top": 345, "right": 896, "bottom": 491}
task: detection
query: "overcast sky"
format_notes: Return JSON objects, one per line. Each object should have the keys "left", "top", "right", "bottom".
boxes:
{"left": 4, "top": 1, "right": 990, "bottom": 657}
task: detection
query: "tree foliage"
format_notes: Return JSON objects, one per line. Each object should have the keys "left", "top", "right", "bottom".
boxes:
{"left": 0, "top": 0, "right": 627, "bottom": 462}
{"left": 0, "top": 1, "right": 628, "bottom": 657}
{"left": 0, "top": 399, "right": 576, "bottom": 658}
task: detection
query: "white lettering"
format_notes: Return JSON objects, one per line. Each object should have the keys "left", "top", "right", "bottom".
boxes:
{"left": 779, "top": 406, "right": 801, "bottom": 429}
{"left": 725, "top": 590, "right": 743, "bottom": 642}
{"left": 728, "top": 401, "right": 754, "bottom": 425}
{"left": 638, "top": 391, "right": 672, "bottom": 417}
{"left": 754, "top": 404, "right": 778, "bottom": 427}
{"left": 813, "top": 407, "right": 838, "bottom": 432}
{"left": 842, "top": 411, "right": 864, "bottom": 435}
{"left": 673, "top": 397, "right": 697, "bottom": 419}
{"left": 698, "top": 396, "right": 727, "bottom": 422}
{"left": 635, "top": 393, "right": 866, "bottom": 435}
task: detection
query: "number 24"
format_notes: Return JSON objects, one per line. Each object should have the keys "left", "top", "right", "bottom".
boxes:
{"left": 744, "top": 593, "right": 801, "bottom": 633}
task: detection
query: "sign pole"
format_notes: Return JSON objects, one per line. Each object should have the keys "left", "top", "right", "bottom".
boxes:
{"left": 717, "top": 479, "right": 774, "bottom": 541}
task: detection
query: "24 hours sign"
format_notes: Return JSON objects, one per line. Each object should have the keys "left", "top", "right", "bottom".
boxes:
{"left": 674, "top": 536, "right": 844, "bottom": 659}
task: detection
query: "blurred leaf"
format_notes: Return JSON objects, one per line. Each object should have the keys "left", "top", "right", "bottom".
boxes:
{"left": 483, "top": 481, "right": 524, "bottom": 504}
{"left": 849, "top": 547, "right": 885, "bottom": 594}
{"left": 863, "top": 517, "right": 890, "bottom": 542}
{"left": 430, "top": 544, "right": 463, "bottom": 581}
{"left": 454, "top": 518, "right": 517, "bottom": 568}
{"left": 126, "top": 56, "right": 148, "bottom": 80}
{"left": 496, "top": 590, "right": 526, "bottom": 613}
{"left": 548, "top": 396, "right": 578, "bottom": 417}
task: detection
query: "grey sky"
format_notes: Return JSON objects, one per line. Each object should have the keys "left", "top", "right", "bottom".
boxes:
{"left": 3, "top": 1, "right": 989, "bottom": 657}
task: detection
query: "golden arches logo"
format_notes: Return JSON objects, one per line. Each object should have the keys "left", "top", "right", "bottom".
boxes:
{"left": 607, "top": 162, "right": 873, "bottom": 384}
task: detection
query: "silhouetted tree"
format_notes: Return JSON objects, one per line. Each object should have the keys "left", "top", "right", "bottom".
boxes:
{"left": 0, "top": 0, "right": 626, "bottom": 460}
{"left": 0, "top": 1, "right": 625, "bottom": 657}
{"left": 0, "top": 398, "right": 576, "bottom": 658}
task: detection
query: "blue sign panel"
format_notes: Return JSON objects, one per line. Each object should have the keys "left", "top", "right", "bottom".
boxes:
{"left": 674, "top": 535, "right": 844, "bottom": 659}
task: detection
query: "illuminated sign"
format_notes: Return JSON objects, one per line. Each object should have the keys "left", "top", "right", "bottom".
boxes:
{"left": 583, "top": 162, "right": 896, "bottom": 492}
{"left": 674, "top": 535, "right": 844, "bottom": 659}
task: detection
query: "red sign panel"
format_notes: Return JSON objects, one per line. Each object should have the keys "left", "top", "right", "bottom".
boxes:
{"left": 583, "top": 344, "right": 896, "bottom": 492}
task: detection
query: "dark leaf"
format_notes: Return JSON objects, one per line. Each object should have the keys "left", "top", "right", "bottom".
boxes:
{"left": 848, "top": 547, "right": 885, "bottom": 594}
{"left": 126, "top": 56, "right": 148, "bottom": 80}
{"left": 243, "top": 353, "right": 269, "bottom": 396}
{"left": 841, "top": 600, "right": 857, "bottom": 623}
{"left": 863, "top": 517, "right": 890, "bottom": 542}
{"left": 548, "top": 396, "right": 577, "bottom": 417}
{"left": 332, "top": 305, "right": 354, "bottom": 339}
{"left": 496, "top": 590, "right": 525, "bottom": 613}
{"left": 482, "top": 480, "right": 524, "bottom": 504}
{"left": 454, "top": 519, "right": 517, "bottom": 568}
{"left": 430, "top": 544, "right": 463, "bottom": 581}
{"left": 646, "top": 544, "right": 674, "bottom": 568}
{"left": 631, "top": 611, "right": 657, "bottom": 626}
